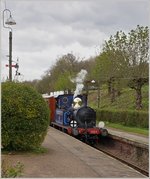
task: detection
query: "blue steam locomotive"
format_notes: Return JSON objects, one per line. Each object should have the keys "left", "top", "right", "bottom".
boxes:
{"left": 44, "top": 93, "right": 108, "bottom": 144}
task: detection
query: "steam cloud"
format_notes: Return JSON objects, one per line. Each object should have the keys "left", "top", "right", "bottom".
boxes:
{"left": 71, "top": 69, "right": 87, "bottom": 98}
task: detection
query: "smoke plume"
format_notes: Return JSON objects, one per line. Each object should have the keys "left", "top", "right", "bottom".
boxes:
{"left": 71, "top": 69, "right": 87, "bottom": 98}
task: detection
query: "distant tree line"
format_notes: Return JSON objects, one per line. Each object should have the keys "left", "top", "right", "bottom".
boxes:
{"left": 24, "top": 25, "right": 149, "bottom": 110}
{"left": 24, "top": 53, "right": 95, "bottom": 94}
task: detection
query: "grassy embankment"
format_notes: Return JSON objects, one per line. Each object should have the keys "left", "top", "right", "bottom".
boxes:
{"left": 88, "top": 84, "right": 149, "bottom": 136}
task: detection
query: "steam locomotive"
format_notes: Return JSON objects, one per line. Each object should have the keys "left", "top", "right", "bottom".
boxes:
{"left": 44, "top": 93, "right": 108, "bottom": 144}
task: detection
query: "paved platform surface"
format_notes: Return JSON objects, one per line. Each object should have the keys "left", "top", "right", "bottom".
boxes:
{"left": 107, "top": 127, "right": 149, "bottom": 145}
{"left": 2, "top": 127, "right": 146, "bottom": 178}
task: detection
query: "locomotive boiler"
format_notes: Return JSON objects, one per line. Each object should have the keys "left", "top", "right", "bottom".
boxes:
{"left": 44, "top": 93, "right": 108, "bottom": 144}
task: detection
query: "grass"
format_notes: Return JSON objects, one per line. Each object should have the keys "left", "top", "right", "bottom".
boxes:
{"left": 88, "top": 84, "right": 149, "bottom": 111}
{"left": 2, "top": 146, "right": 48, "bottom": 155}
{"left": 105, "top": 122, "right": 149, "bottom": 136}
{"left": 89, "top": 84, "right": 149, "bottom": 135}
{"left": 2, "top": 160, "right": 24, "bottom": 178}
{"left": 30, "top": 146, "right": 48, "bottom": 154}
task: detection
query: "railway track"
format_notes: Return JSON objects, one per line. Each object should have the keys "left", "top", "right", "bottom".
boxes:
{"left": 94, "top": 143, "right": 148, "bottom": 177}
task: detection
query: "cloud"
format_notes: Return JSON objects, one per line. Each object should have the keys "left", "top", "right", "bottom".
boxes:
{"left": 1, "top": 0, "right": 149, "bottom": 81}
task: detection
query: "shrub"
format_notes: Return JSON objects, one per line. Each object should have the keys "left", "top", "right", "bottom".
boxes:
{"left": 2, "top": 82, "right": 50, "bottom": 151}
{"left": 96, "top": 108, "right": 149, "bottom": 128}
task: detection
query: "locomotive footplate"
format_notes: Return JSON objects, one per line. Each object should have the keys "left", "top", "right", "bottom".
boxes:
{"left": 51, "top": 121, "right": 106, "bottom": 136}
{"left": 51, "top": 122, "right": 69, "bottom": 129}
{"left": 51, "top": 122, "right": 72, "bottom": 134}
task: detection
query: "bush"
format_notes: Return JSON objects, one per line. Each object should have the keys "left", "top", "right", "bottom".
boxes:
{"left": 2, "top": 82, "right": 50, "bottom": 151}
{"left": 96, "top": 108, "right": 149, "bottom": 128}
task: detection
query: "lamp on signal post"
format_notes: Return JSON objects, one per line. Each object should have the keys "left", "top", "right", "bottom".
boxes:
{"left": 90, "top": 80, "right": 100, "bottom": 108}
{"left": 97, "top": 80, "right": 100, "bottom": 108}
{"left": 84, "top": 79, "right": 96, "bottom": 102}
{"left": 3, "top": 9, "right": 16, "bottom": 81}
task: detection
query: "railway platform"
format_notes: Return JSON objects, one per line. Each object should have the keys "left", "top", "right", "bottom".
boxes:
{"left": 107, "top": 127, "right": 149, "bottom": 145}
{"left": 2, "top": 127, "right": 147, "bottom": 178}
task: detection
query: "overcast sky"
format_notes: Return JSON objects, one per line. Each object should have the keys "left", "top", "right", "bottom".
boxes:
{"left": 1, "top": 0, "right": 149, "bottom": 81}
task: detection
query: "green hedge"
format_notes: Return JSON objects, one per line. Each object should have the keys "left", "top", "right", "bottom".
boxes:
{"left": 2, "top": 82, "right": 50, "bottom": 151}
{"left": 95, "top": 108, "right": 149, "bottom": 128}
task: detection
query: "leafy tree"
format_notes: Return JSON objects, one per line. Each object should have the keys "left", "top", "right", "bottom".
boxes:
{"left": 36, "top": 75, "right": 52, "bottom": 94}
{"left": 126, "top": 26, "right": 149, "bottom": 109}
{"left": 25, "top": 53, "right": 96, "bottom": 94}
{"left": 92, "top": 50, "right": 125, "bottom": 103}
{"left": 50, "top": 53, "right": 79, "bottom": 92}
{"left": 101, "top": 25, "right": 149, "bottom": 109}
{"left": 54, "top": 71, "right": 74, "bottom": 92}
{"left": 39, "top": 53, "right": 89, "bottom": 93}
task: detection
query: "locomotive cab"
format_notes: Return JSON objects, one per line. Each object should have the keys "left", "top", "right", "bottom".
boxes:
{"left": 54, "top": 94, "right": 87, "bottom": 126}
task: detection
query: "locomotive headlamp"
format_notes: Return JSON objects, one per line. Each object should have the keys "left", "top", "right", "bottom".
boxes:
{"left": 98, "top": 121, "right": 105, "bottom": 128}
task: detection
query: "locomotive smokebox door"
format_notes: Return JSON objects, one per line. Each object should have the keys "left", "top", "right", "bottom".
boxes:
{"left": 70, "top": 120, "right": 77, "bottom": 128}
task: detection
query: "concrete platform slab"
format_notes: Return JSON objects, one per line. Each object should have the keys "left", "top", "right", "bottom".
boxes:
{"left": 2, "top": 127, "right": 146, "bottom": 178}
{"left": 107, "top": 127, "right": 149, "bottom": 145}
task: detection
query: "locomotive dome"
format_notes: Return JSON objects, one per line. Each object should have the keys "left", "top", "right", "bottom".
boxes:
{"left": 73, "top": 97, "right": 82, "bottom": 103}
{"left": 73, "top": 97, "right": 82, "bottom": 109}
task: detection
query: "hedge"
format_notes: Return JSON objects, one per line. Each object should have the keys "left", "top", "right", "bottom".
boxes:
{"left": 95, "top": 108, "right": 149, "bottom": 128}
{"left": 2, "top": 82, "right": 50, "bottom": 151}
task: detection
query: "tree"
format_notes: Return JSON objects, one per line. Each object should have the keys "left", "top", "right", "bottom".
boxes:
{"left": 49, "top": 53, "right": 79, "bottom": 92}
{"left": 39, "top": 53, "right": 90, "bottom": 93}
{"left": 102, "top": 25, "right": 149, "bottom": 109}
{"left": 92, "top": 50, "right": 125, "bottom": 103}
{"left": 54, "top": 71, "right": 74, "bottom": 93}
{"left": 126, "top": 25, "right": 149, "bottom": 109}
